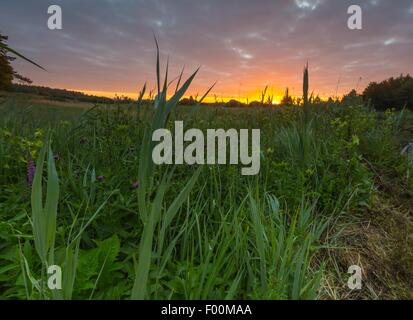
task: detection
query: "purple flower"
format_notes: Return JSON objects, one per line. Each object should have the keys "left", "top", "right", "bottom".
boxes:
{"left": 96, "top": 176, "right": 105, "bottom": 182}
{"left": 131, "top": 181, "right": 140, "bottom": 189}
{"left": 27, "top": 159, "right": 36, "bottom": 187}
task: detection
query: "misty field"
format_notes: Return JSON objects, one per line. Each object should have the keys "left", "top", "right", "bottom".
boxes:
{"left": 1, "top": 93, "right": 412, "bottom": 300}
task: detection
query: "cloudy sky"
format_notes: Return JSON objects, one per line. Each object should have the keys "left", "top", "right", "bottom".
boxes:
{"left": 1, "top": 0, "right": 412, "bottom": 101}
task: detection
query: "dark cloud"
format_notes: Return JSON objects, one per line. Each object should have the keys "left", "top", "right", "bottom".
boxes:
{"left": 1, "top": 0, "right": 412, "bottom": 98}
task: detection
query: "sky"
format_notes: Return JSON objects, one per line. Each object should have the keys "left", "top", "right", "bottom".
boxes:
{"left": 1, "top": 0, "right": 412, "bottom": 102}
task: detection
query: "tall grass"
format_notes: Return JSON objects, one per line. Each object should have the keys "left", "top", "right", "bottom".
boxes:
{"left": 303, "top": 62, "right": 309, "bottom": 123}
{"left": 1, "top": 40, "right": 406, "bottom": 300}
{"left": 131, "top": 39, "right": 209, "bottom": 299}
{"left": 0, "top": 42, "right": 45, "bottom": 70}
{"left": 25, "top": 140, "right": 114, "bottom": 299}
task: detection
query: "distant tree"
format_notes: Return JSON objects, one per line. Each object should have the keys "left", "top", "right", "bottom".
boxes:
{"left": 13, "top": 84, "right": 115, "bottom": 104}
{"left": 0, "top": 34, "right": 14, "bottom": 91}
{"left": 180, "top": 96, "right": 196, "bottom": 106}
{"left": 342, "top": 89, "right": 362, "bottom": 105}
{"left": 248, "top": 100, "right": 262, "bottom": 108}
{"left": 13, "top": 73, "right": 33, "bottom": 85}
{"left": 0, "top": 32, "right": 33, "bottom": 91}
{"left": 363, "top": 74, "right": 413, "bottom": 111}
{"left": 225, "top": 99, "right": 245, "bottom": 108}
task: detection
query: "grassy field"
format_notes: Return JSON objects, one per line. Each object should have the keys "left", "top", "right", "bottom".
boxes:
{"left": 0, "top": 84, "right": 412, "bottom": 300}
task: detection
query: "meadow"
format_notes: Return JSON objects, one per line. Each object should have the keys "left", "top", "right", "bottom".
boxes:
{"left": 0, "top": 64, "right": 412, "bottom": 300}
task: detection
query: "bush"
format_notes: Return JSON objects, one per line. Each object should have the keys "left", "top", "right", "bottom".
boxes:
{"left": 363, "top": 74, "right": 413, "bottom": 111}
{"left": 225, "top": 99, "right": 246, "bottom": 108}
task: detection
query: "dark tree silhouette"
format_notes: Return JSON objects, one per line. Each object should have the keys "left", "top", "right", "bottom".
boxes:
{"left": 342, "top": 89, "right": 363, "bottom": 105}
{"left": 13, "top": 73, "right": 33, "bottom": 85}
{"left": 363, "top": 75, "right": 413, "bottom": 111}
{"left": 0, "top": 33, "right": 14, "bottom": 90}
{"left": 0, "top": 32, "right": 33, "bottom": 91}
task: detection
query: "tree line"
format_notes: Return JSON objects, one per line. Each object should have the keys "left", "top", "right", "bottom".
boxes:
{"left": 1, "top": 32, "right": 412, "bottom": 111}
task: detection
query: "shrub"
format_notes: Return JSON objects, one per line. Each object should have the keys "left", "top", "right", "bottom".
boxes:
{"left": 363, "top": 74, "right": 413, "bottom": 111}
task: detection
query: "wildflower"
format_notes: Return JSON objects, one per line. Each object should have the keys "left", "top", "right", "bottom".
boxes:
{"left": 27, "top": 159, "right": 36, "bottom": 187}
{"left": 96, "top": 175, "right": 105, "bottom": 182}
{"left": 131, "top": 181, "right": 140, "bottom": 189}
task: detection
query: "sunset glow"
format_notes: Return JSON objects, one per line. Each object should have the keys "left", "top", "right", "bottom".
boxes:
{"left": 1, "top": 0, "right": 412, "bottom": 101}
{"left": 74, "top": 88, "right": 285, "bottom": 104}
{"left": 1, "top": 0, "right": 413, "bottom": 302}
